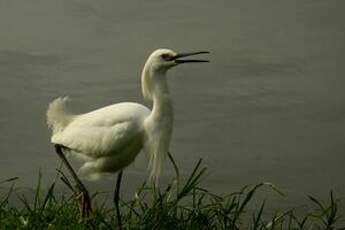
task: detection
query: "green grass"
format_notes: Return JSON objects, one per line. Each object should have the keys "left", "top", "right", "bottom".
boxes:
{"left": 0, "top": 158, "right": 344, "bottom": 230}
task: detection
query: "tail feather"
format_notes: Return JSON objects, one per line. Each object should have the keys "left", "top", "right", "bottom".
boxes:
{"left": 47, "top": 97, "right": 73, "bottom": 134}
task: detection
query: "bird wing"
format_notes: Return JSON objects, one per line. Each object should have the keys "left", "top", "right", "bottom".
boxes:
{"left": 51, "top": 102, "right": 150, "bottom": 158}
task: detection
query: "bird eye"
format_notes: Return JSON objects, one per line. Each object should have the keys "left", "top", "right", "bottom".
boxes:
{"left": 161, "top": 54, "right": 172, "bottom": 61}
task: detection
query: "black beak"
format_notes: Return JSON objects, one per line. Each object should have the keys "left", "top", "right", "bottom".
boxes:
{"left": 173, "top": 51, "right": 209, "bottom": 64}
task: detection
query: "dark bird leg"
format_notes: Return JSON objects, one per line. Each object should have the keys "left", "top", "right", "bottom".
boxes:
{"left": 113, "top": 171, "right": 123, "bottom": 230}
{"left": 54, "top": 144, "right": 92, "bottom": 220}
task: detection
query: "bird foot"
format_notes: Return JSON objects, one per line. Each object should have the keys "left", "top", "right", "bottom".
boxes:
{"left": 76, "top": 190, "right": 93, "bottom": 222}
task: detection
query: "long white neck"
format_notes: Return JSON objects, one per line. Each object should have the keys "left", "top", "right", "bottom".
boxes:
{"left": 142, "top": 64, "right": 174, "bottom": 121}
{"left": 151, "top": 72, "right": 173, "bottom": 121}
{"left": 142, "top": 65, "right": 174, "bottom": 184}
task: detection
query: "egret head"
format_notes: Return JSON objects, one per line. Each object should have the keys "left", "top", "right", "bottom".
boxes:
{"left": 142, "top": 48, "right": 209, "bottom": 100}
{"left": 145, "top": 49, "right": 209, "bottom": 72}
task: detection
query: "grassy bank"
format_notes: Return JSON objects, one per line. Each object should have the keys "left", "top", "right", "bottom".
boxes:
{"left": 0, "top": 159, "right": 343, "bottom": 229}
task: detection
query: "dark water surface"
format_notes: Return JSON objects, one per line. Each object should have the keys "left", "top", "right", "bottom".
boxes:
{"left": 1, "top": 0, "right": 345, "bottom": 209}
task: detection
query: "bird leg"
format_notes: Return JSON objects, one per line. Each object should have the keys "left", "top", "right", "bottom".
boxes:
{"left": 75, "top": 190, "right": 92, "bottom": 221}
{"left": 113, "top": 171, "right": 123, "bottom": 230}
{"left": 54, "top": 144, "right": 92, "bottom": 220}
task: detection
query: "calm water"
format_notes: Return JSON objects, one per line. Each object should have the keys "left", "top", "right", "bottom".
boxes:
{"left": 1, "top": 0, "right": 345, "bottom": 208}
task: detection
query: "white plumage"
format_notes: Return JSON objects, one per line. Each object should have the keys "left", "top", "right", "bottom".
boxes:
{"left": 48, "top": 99, "right": 150, "bottom": 180}
{"left": 47, "top": 49, "right": 208, "bottom": 184}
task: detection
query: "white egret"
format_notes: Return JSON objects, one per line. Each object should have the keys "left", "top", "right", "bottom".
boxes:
{"left": 46, "top": 49, "right": 209, "bottom": 223}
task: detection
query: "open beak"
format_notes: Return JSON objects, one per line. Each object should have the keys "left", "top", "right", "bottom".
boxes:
{"left": 173, "top": 51, "right": 209, "bottom": 64}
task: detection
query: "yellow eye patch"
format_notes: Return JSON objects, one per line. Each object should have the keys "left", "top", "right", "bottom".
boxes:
{"left": 161, "top": 53, "right": 173, "bottom": 61}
